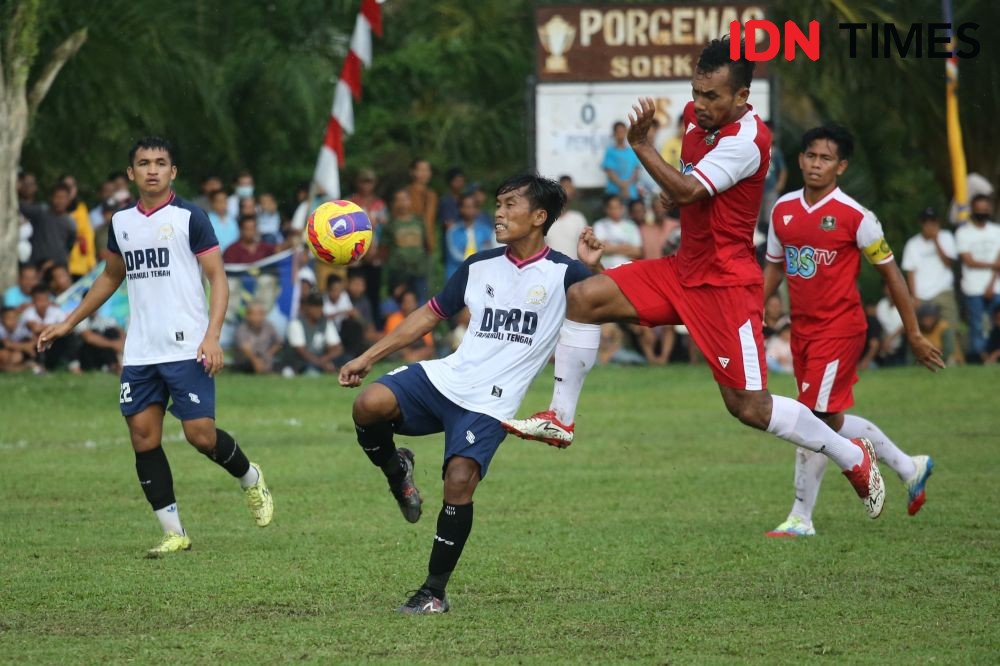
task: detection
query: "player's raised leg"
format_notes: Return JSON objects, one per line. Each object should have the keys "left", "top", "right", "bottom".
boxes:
{"left": 722, "top": 387, "right": 885, "bottom": 519}
{"left": 837, "top": 413, "right": 932, "bottom": 515}
{"left": 503, "top": 274, "right": 633, "bottom": 447}
{"left": 127, "top": 404, "right": 191, "bottom": 557}
{"left": 352, "top": 382, "right": 422, "bottom": 523}
{"left": 183, "top": 418, "right": 273, "bottom": 526}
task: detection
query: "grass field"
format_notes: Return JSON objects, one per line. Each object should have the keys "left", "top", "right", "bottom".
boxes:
{"left": 1, "top": 364, "right": 998, "bottom": 663}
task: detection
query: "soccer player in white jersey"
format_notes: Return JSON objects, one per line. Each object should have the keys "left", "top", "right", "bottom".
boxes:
{"left": 39, "top": 137, "right": 273, "bottom": 557}
{"left": 762, "top": 125, "right": 942, "bottom": 537}
{"left": 506, "top": 39, "right": 890, "bottom": 521}
{"left": 339, "top": 174, "right": 602, "bottom": 614}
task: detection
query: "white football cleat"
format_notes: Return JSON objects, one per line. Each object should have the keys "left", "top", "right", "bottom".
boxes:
{"left": 502, "top": 410, "right": 574, "bottom": 448}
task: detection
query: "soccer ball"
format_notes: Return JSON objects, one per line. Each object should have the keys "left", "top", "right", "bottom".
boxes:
{"left": 306, "top": 200, "right": 373, "bottom": 265}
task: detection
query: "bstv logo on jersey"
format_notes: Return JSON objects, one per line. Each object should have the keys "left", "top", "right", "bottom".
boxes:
{"left": 784, "top": 245, "right": 837, "bottom": 279}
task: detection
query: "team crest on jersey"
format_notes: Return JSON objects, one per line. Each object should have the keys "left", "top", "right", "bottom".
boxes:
{"left": 158, "top": 224, "right": 175, "bottom": 241}
{"left": 820, "top": 216, "right": 837, "bottom": 231}
{"left": 525, "top": 285, "right": 547, "bottom": 305}
{"left": 705, "top": 130, "right": 720, "bottom": 146}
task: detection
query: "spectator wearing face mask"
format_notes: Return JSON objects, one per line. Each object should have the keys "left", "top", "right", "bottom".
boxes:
{"left": 228, "top": 170, "right": 255, "bottom": 220}
{"left": 956, "top": 194, "right": 1000, "bottom": 361}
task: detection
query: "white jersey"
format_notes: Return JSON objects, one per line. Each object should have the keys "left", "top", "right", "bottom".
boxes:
{"left": 424, "top": 246, "right": 590, "bottom": 421}
{"left": 107, "top": 193, "right": 219, "bottom": 365}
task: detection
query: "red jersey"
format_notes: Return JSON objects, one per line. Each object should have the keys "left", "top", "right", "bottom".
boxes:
{"left": 679, "top": 101, "right": 770, "bottom": 287}
{"left": 766, "top": 187, "right": 894, "bottom": 340}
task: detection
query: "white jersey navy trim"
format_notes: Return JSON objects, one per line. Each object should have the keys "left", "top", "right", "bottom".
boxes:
{"left": 108, "top": 193, "right": 220, "bottom": 366}
{"left": 422, "top": 245, "right": 590, "bottom": 421}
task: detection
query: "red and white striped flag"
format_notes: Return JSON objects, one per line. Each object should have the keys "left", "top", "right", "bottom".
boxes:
{"left": 312, "top": 0, "right": 384, "bottom": 199}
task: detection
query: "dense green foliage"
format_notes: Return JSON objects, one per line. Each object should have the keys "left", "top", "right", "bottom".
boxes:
{"left": 15, "top": 1, "right": 1000, "bottom": 236}
{"left": 1, "top": 365, "right": 998, "bottom": 662}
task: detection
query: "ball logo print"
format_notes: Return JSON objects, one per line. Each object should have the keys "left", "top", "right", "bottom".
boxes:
{"left": 307, "top": 200, "right": 373, "bottom": 265}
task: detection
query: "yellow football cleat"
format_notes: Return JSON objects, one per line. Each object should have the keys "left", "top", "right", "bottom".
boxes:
{"left": 243, "top": 462, "right": 274, "bottom": 527}
{"left": 145, "top": 532, "right": 192, "bottom": 558}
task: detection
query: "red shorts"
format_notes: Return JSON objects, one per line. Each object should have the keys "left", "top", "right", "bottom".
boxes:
{"left": 605, "top": 256, "right": 767, "bottom": 390}
{"left": 790, "top": 334, "right": 865, "bottom": 413}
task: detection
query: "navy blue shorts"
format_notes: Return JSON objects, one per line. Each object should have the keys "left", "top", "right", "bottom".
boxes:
{"left": 376, "top": 364, "right": 507, "bottom": 478}
{"left": 119, "top": 359, "right": 216, "bottom": 421}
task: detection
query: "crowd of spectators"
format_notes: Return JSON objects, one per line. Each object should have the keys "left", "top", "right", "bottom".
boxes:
{"left": 5, "top": 124, "right": 1000, "bottom": 376}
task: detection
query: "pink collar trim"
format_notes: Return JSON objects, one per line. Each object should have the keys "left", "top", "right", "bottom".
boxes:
{"left": 505, "top": 245, "right": 549, "bottom": 268}
{"left": 137, "top": 191, "right": 175, "bottom": 217}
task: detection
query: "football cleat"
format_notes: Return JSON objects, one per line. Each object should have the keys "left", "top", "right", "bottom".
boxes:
{"left": 501, "top": 410, "right": 575, "bottom": 448}
{"left": 145, "top": 532, "right": 192, "bottom": 559}
{"left": 842, "top": 437, "right": 885, "bottom": 519}
{"left": 765, "top": 516, "right": 816, "bottom": 538}
{"left": 243, "top": 462, "right": 274, "bottom": 527}
{"left": 905, "top": 455, "right": 934, "bottom": 516}
{"left": 388, "top": 448, "right": 422, "bottom": 524}
{"left": 396, "top": 588, "right": 450, "bottom": 615}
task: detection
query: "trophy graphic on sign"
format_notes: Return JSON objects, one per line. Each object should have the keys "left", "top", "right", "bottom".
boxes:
{"left": 538, "top": 15, "right": 575, "bottom": 74}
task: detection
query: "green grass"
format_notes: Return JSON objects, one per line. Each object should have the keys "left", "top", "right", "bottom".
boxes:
{"left": 1, "top": 365, "right": 998, "bottom": 664}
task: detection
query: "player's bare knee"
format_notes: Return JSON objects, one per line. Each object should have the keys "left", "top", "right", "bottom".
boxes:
{"left": 353, "top": 385, "right": 395, "bottom": 425}
{"left": 722, "top": 390, "right": 769, "bottom": 429}
{"left": 443, "top": 458, "right": 480, "bottom": 502}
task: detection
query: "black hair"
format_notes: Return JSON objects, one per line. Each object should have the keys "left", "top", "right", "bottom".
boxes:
{"left": 303, "top": 292, "right": 324, "bottom": 307}
{"left": 697, "top": 37, "right": 754, "bottom": 91}
{"left": 558, "top": 174, "right": 573, "bottom": 183}
{"left": 495, "top": 173, "right": 567, "bottom": 235}
{"left": 0, "top": 306, "right": 14, "bottom": 317}
{"left": 628, "top": 198, "right": 645, "bottom": 210}
{"left": 458, "top": 191, "right": 478, "bottom": 207}
{"left": 612, "top": 121, "right": 627, "bottom": 131}
{"left": 971, "top": 194, "right": 992, "bottom": 208}
{"left": 325, "top": 274, "right": 344, "bottom": 289}
{"left": 409, "top": 157, "right": 430, "bottom": 170}
{"left": 18, "top": 263, "right": 37, "bottom": 275}
{"left": 51, "top": 182, "right": 71, "bottom": 194}
{"left": 603, "top": 193, "right": 622, "bottom": 207}
{"left": 800, "top": 124, "right": 854, "bottom": 161}
{"left": 30, "top": 284, "right": 50, "bottom": 296}
{"left": 237, "top": 213, "right": 257, "bottom": 225}
{"left": 445, "top": 167, "right": 464, "bottom": 182}
{"left": 128, "top": 136, "right": 175, "bottom": 166}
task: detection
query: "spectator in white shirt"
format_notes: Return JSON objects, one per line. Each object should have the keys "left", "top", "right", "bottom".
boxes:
{"left": 544, "top": 176, "right": 588, "bottom": 259}
{"left": 901, "top": 207, "right": 961, "bottom": 363}
{"left": 955, "top": 194, "right": 1000, "bottom": 360}
{"left": 592, "top": 194, "right": 642, "bottom": 270}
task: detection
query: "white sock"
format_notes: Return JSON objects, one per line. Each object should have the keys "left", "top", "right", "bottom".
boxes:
{"left": 239, "top": 464, "right": 260, "bottom": 489}
{"left": 788, "top": 448, "right": 828, "bottom": 524}
{"left": 839, "top": 414, "right": 916, "bottom": 481}
{"left": 549, "top": 321, "right": 600, "bottom": 425}
{"left": 766, "top": 395, "right": 862, "bottom": 470}
{"left": 155, "top": 503, "right": 185, "bottom": 535}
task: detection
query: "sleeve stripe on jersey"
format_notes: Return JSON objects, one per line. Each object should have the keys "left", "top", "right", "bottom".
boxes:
{"left": 427, "top": 297, "right": 447, "bottom": 319}
{"left": 195, "top": 245, "right": 220, "bottom": 257}
{"left": 765, "top": 252, "right": 784, "bottom": 262}
{"left": 692, "top": 167, "right": 717, "bottom": 195}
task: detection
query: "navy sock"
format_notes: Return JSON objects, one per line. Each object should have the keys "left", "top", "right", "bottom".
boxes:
{"left": 135, "top": 446, "right": 176, "bottom": 510}
{"left": 205, "top": 428, "right": 251, "bottom": 478}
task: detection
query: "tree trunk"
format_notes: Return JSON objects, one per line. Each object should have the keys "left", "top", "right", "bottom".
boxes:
{"left": 0, "top": 18, "right": 86, "bottom": 292}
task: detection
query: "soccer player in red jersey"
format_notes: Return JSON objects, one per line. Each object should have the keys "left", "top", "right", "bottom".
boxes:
{"left": 762, "top": 125, "right": 942, "bottom": 537}
{"left": 505, "top": 39, "right": 888, "bottom": 519}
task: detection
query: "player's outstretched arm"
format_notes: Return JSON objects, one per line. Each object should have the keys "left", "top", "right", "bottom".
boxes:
{"left": 875, "top": 260, "right": 944, "bottom": 372}
{"left": 627, "top": 97, "right": 708, "bottom": 206}
{"left": 197, "top": 249, "right": 229, "bottom": 377}
{"left": 38, "top": 255, "right": 126, "bottom": 352}
{"left": 339, "top": 304, "right": 440, "bottom": 387}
